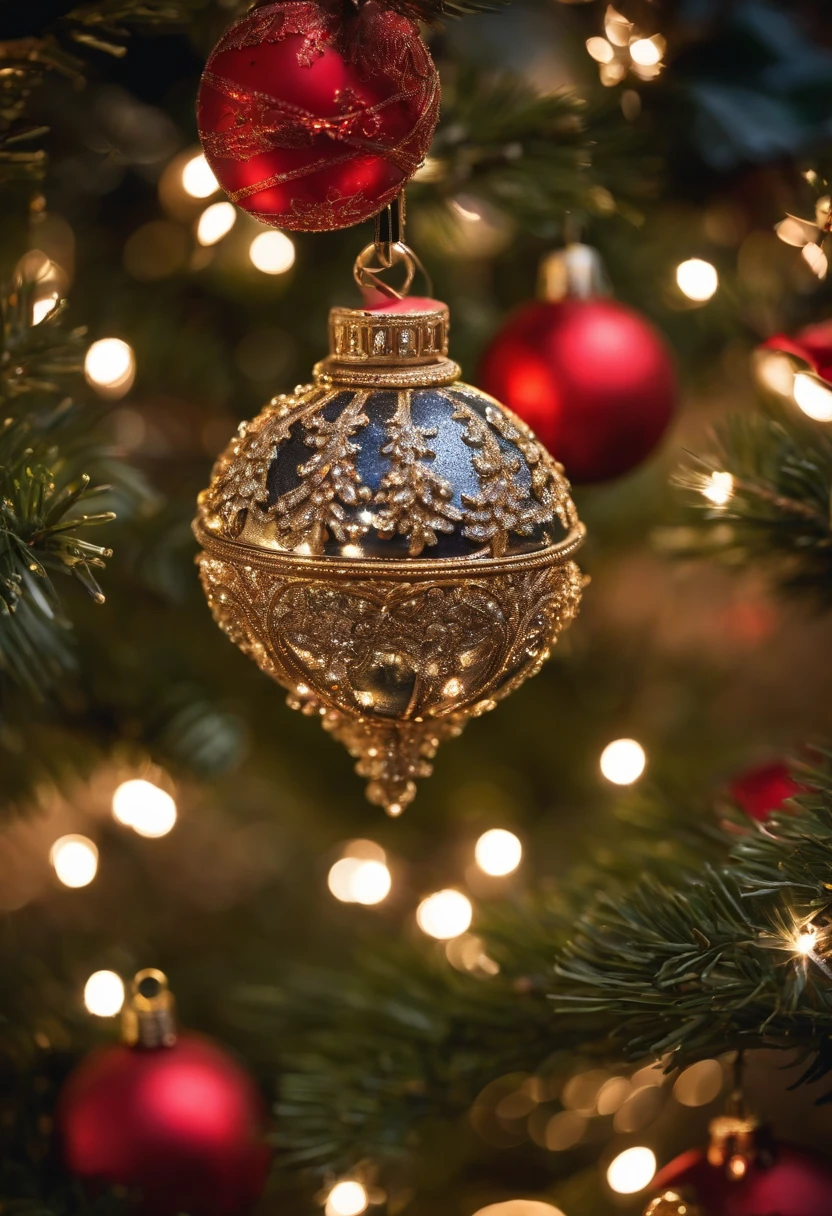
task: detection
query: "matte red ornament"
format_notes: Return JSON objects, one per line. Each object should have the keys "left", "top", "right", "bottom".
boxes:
{"left": 57, "top": 972, "right": 269, "bottom": 1216}
{"left": 478, "top": 247, "right": 677, "bottom": 484}
{"left": 759, "top": 317, "right": 832, "bottom": 384}
{"left": 728, "top": 761, "right": 802, "bottom": 822}
{"left": 197, "top": 0, "right": 440, "bottom": 233}
{"left": 653, "top": 1141, "right": 832, "bottom": 1216}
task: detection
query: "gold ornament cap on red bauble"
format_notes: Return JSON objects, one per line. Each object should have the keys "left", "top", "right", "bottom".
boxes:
{"left": 195, "top": 281, "right": 585, "bottom": 814}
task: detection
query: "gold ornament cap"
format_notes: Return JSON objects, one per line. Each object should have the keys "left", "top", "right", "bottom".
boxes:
{"left": 538, "top": 242, "right": 610, "bottom": 301}
{"left": 316, "top": 298, "right": 460, "bottom": 388}
{"left": 122, "top": 968, "right": 177, "bottom": 1048}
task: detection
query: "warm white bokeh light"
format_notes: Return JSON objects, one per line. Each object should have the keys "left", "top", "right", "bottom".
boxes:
{"left": 197, "top": 201, "right": 237, "bottom": 246}
{"left": 112, "top": 779, "right": 177, "bottom": 838}
{"left": 702, "top": 471, "right": 734, "bottom": 507}
{"left": 84, "top": 338, "right": 135, "bottom": 397}
{"left": 50, "top": 835, "right": 98, "bottom": 888}
{"left": 325, "top": 1181, "right": 368, "bottom": 1216}
{"left": 473, "top": 1202, "right": 566, "bottom": 1216}
{"left": 416, "top": 889, "right": 473, "bottom": 939}
{"left": 182, "top": 153, "right": 218, "bottom": 199}
{"left": 586, "top": 36, "right": 615, "bottom": 63}
{"left": 32, "top": 294, "right": 59, "bottom": 325}
{"left": 475, "top": 828, "right": 522, "bottom": 876}
{"left": 676, "top": 258, "right": 719, "bottom": 302}
{"left": 84, "top": 970, "right": 125, "bottom": 1017}
{"left": 249, "top": 230, "right": 296, "bottom": 275}
{"left": 796, "top": 926, "right": 818, "bottom": 956}
{"left": 629, "top": 37, "right": 661, "bottom": 66}
{"left": 600, "top": 739, "right": 647, "bottom": 785}
{"left": 793, "top": 373, "right": 832, "bottom": 422}
{"left": 606, "top": 1146, "right": 657, "bottom": 1194}
{"left": 327, "top": 857, "right": 391, "bottom": 905}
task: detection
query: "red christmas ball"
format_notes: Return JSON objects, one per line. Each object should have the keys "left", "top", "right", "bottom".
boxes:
{"left": 759, "top": 318, "right": 832, "bottom": 384}
{"left": 478, "top": 297, "right": 677, "bottom": 484}
{"left": 58, "top": 1033, "right": 270, "bottom": 1216}
{"left": 197, "top": 0, "right": 440, "bottom": 233}
{"left": 727, "top": 761, "right": 802, "bottom": 822}
{"left": 653, "top": 1141, "right": 832, "bottom": 1216}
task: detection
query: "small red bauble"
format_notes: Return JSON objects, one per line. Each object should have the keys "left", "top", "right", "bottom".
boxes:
{"left": 58, "top": 972, "right": 269, "bottom": 1216}
{"left": 197, "top": 0, "right": 440, "bottom": 233}
{"left": 479, "top": 294, "right": 677, "bottom": 484}
{"left": 759, "top": 318, "right": 832, "bottom": 384}
{"left": 653, "top": 1141, "right": 832, "bottom": 1216}
{"left": 728, "top": 761, "right": 802, "bottom": 822}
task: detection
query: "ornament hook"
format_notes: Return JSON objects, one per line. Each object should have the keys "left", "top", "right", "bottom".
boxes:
{"left": 354, "top": 191, "right": 433, "bottom": 300}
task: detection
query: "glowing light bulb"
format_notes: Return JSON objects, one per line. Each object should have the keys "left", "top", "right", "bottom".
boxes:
{"left": 84, "top": 970, "right": 125, "bottom": 1017}
{"left": 793, "top": 373, "right": 832, "bottom": 422}
{"left": 50, "top": 835, "right": 98, "bottom": 888}
{"left": 328, "top": 857, "right": 391, "bottom": 905}
{"left": 182, "top": 153, "right": 218, "bottom": 199}
{"left": 607, "top": 1146, "right": 657, "bottom": 1194}
{"left": 475, "top": 828, "right": 522, "bottom": 876}
{"left": 112, "top": 779, "right": 177, "bottom": 838}
{"left": 325, "top": 1181, "right": 368, "bottom": 1216}
{"left": 249, "top": 230, "right": 295, "bottom": 275}
{"left": 84, "top": 338, "right": 135, "bottom": 397}
{"left": 197, "top": 201, "right": 237, "bottom": 246}
{"left": 795, "top": 926, "right": 818, "bottom": 956}
{"left": 416, "top": 889, "right": 472, "bottom": 939}
{"left": 586, "top": 36, "right": 615, "bottom": 63}
{"left": 32, "top": 294, "right": 59, "bottom": 325}
{"left": 629, "top": 37, "right": 662, "bottom": 66}
{"left": 676, "top": 258, "right": 719, "bottom": 302}
{"left": 702, "top": 471, "right": 734, "bottom": 507}
{"left": 600, "top": 738, "right": 646, "bottom": 785}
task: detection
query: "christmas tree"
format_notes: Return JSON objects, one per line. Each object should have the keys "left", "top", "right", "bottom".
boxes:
{"left": 4, "top": 2, "right": 832, "bottom": 1215}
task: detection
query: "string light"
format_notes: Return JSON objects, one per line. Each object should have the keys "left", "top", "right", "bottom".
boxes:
{"left": 475, "top": 828, "right": 522, "bottom": 876}
{"left": 84, "top": 970, "right": 125, "bottom": 1017}
{"left": 50, "top": 835, "right": 98, "bottom": 888}
{"left": 32, "top": 294, "right": 59, "bottom": 325}
{"left": 676, "top": 258, "right": 719, "bottom": 302}
{"left": 793, "top": 373, "right": 832, "bottom": 422}
{"left": 325, "top": 1181, "right": 368, "bottom": 1216}
{"left": 629, "top": 37, "right": 662, "bottom": 66}
{"left": 795, "top": 925, "right": 818, "bottom": 956}
{"left": 249, "top": 230, "right": 295, "bottom": 274}
{"left": 181, "top": 153, "right": 218, "bottom": 199}
{"left": 600, "top": 738, "right": 646, "bottom": 785}
{"left": 606, "top": 1146, "right": 657, "bottom": 1194}
{"left": 84, "top": 338, "right": 136, "bottom": 397}
{"left": 327, "top": 856, "right": 391, "bottom": 905}
{"left": 473, "top": 1203, "right": 566, "bottom": 1216}
{"left": 112, "top": 779, "right": 177, "bottom": 838}
{"left": 416, "top": 889, "right": 472, "bottom": 939}
{"left": 701, "top": 471, "right": 734, "bottom": 507}
{"left": 197, "top": 201, "right": 237, "bottom": 246}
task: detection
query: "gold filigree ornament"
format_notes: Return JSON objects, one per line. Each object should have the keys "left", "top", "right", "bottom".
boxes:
{"left": 194, "top": 240, "right": 586, "bottom": 814}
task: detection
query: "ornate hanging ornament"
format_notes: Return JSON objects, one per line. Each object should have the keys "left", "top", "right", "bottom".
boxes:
{"left": 478, "top": 243, "right": 677, "bottom": 483}
{"left": 196, "top": 0, "right": 440, "bottom": 232}
{"left": 194, "top": 238, "right": 585, "bottom": 814}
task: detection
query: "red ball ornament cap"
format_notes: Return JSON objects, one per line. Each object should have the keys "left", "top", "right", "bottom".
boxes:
{"left": 197, "top": 0, "right": 440, "bottom": 232}
{"left": 58, "top": 969, "right": 271, "bottom": 1216}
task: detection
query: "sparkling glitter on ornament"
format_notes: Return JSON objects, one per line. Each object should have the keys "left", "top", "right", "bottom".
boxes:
{"left": 197, "top": 0, "right": 440, "bottom": 233}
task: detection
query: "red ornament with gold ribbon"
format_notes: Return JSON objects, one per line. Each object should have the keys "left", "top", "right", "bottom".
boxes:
{"left": 197, "top": 0, "right": 440, "bottom": 232}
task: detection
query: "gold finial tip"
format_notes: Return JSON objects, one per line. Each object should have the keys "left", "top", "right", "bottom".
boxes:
{"left": 131, "top": 968, "right": 170, "bottom": 1010}
{"left": 123, "top": 968, "right": 177, "bottom": 1048}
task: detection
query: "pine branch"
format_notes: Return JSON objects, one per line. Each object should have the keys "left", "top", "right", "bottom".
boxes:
{"left": 659, "top": 406, "right": 832, "bottom": 603}
{"left": 413, "top": 67, "right": 657, "bottom": 237}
